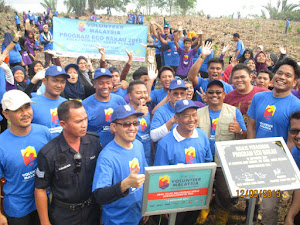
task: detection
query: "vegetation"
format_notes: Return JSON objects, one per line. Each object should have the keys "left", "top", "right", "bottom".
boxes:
{"left": 261, "top": 0, "right": 300, "bottom": 21}
{"left": 297, "top": 27, "right": 300, "bottom": 34}
{"left": 40, "top": 0, "right": 58, "bottom": 11}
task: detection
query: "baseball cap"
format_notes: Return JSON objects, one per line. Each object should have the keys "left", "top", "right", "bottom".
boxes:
{"left": 108, "top": 66, "right": 120, "bottom": 74}
{"left": 207, "top": 80, "right": 224, "bottom": 89}
{"left": 45, "top": 65, "right": 70, "bottom": 78}
{"left": 94, "top": 68, "right": 112, "bottom": 80}
{"left": 164, "top": 24, "right": 170, "bottom": 28}
{"left": 175, "top": 99, "right": 199, "bottom": 114}
{"left": 169, "top": 79, "right": 187, "bottom": 90}
{"left": 2, "top": 90, "right": 34, "bottom": 111}
{"left": 111, "top": 105, "right": 144, "bottom": 122}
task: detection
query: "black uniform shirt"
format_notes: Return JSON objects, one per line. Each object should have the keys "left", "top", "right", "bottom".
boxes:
{"left": 35, "top": 132, "right": 102, "bottom": 204}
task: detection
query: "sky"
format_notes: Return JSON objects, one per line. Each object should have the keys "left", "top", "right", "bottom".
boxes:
{"left": 4, "top": 0, "right": 300, "bottom": 17}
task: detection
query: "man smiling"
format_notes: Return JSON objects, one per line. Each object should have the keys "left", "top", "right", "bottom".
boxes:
{"left": 83, "top": 68, "right": 126, "bottom": 147}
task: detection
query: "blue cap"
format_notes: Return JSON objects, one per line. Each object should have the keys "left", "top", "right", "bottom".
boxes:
{"left": 108, "top": 66, "right": 120, "bottom": 74}
{"left": 64, "top": 63, "right": 79, "bottom": 73}
{"left": 111, "top": 105, "right": 144, "bottom": 122}
{"left": 175, "top": 99, "right": 199, "bottom": 114}
{"left": 45, "top": 65, "right": 70, "bottom": 78}
{"left": 207, "top": 79, "right": 224, "bottom": 89}
{"left": 94, "top": 68, "right": 112, "bottom": 80}
{"left": 169, "top": 79, "right": 187, "bottom": 90}
{"left": 164, "top": 24, "right": 170, "bottom": 28}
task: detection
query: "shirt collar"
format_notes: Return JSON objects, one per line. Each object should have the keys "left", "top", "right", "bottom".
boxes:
{"left": 173, "top": 125, "right": 198, "bottom": 142}
{"left": 59, "top": 132, "right": 90, "bottom": 152}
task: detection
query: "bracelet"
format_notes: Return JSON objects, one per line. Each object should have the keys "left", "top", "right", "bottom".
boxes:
{"left": 12, "top": 40, "right": 17, "bottom": 44}
{"left": 199, "top": 54, "right": 205, "bottom": 59}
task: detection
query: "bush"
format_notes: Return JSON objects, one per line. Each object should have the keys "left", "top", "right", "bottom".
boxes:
{"left": 288, "top": 25, "right": 293, "bottom": 32}
{"left": 146, "top": 16, "right": 152, "bottom": 21}
{"left": 297, "top": 27, "right": 300, "bottom": 34}
{"left": 278, "top": 21, "right": 285, "bottom": 30}
{"left": 255, "top": 24, "right": 261, "bottom": 29}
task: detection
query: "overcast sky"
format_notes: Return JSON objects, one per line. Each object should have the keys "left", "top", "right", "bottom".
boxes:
{"left": 4, "top": 0, "right": 300, "bottom": 17}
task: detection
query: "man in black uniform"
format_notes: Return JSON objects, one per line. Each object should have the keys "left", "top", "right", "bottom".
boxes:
{"left": 34, "top": 100, "right": 102, "bottom": 225}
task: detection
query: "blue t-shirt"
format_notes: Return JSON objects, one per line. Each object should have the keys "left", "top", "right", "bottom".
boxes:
{"left": 40, "top": 33, "right": 53, "bottom": 50}
{"left": 14, "top": 15, "right": 20, "bottom": 24}
{"left": 83, "top": 94, "right": 126, "bottom": 147}
{"left": 0, "top": 124, "right": 51, "bottom": 217}
{"left": 236, "top": 40, "right": 245, "bottom": 58}
{"left": 154, "top": 128, "right": 212, "bottom": 165}
{"left": 208, "top": 108, "right": 246, "bottom": 156}
{"left": 150, "top": 88, "right": 167, "bottom": 105}
{"left": 167, "top": 41, "right": 179, "bottom": 67}
{"left": 92, "top": 140, "right": 147, "bottom": 225}
{"left": 137, "top": 113, "right": 152, "bottom": 165}
{"left": 0, "top": 68, "right": 6, "bottom": 102}
{"left": 28, "top": 12, "right": 34, "bottom": 20}
{"left": 292, "top": 146, "right": 300, "bottom": 169}
{"left": 195, "top": 78, "right": 233, "bottom": 102}
{"left": 247, "top": 91, "right": 300, "bottom": 142}
{"left": 111, "top": 87, "right": 128, "bottom": 98}
{"left": 152, "top": 34, "right": 161, "bottom": 55}
{"left": 31, "top": 95, "right": 67, "bottom": 139}
{"left": 1, "top": 44, "right": 22, "bottom": 64}
{"left": 54, "top": 11, "right": 58, "bottom": 17}
{"left": 151, "top": 102, "right": 177, "bottom": 131}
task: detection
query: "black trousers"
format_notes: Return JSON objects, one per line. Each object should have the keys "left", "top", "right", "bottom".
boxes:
{"left": 6, "top": 210, "right": 40, "bottom": 225}
{"left": 49, "top": 202, "right": 100, "bottom": 225}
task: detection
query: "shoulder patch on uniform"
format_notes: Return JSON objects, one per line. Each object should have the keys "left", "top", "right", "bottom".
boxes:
{"left": 36, "top": 168, "right": 45, "bottom": 178}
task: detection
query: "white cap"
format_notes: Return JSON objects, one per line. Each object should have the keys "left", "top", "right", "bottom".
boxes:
{"left": 1, "top": 90, "right": 34, "bottom": 111}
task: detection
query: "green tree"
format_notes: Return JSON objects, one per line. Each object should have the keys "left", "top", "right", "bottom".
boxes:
{"left": 261, "top": 0, "right": 300, "bottom": 20}
{"left": 96, "top": 0, "right": 130, "bottom": 11}
{"left": 40, "top": 0, "right": 58, "bottom": 11}
{"left": 175, "top": 0, "right": 196, "bottom": 15}
{"left": 64, "top": 0, "right": 86, "bottom": 16}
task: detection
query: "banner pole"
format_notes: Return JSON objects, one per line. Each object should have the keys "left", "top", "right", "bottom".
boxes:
{"left": 168, "top": 213, "right": 177, "bottom": 225}
{"left": 245, "top": 197, "right": 256, "bottom": 225}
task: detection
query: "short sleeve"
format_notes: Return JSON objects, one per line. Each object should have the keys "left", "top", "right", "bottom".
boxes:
{"left": 92, "top": 156, "right": 114, "bottom": 191}
{"left": 35, "top": 151, "right": 53, "bottom": 189}
{"left": 151, "top": 108, "right": 165, "bottom": 130}
{"left": 247, "top": 94, "right": 257, "bottom": 120}
{"left": 0, "top": 148, "right": 4, "bottom": 177}
{"left": 236, "top": 108, "right": 247, "bottom": 131}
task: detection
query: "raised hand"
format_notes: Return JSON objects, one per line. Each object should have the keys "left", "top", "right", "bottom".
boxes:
{"left": 279, "top": 46, "right": 286, "bottom": 54}
{"left": 230, "top": 57, "right": 239, "bottom": 67}
{"left": 147, "top": 63, "right": 157, "bottom": 80}
{"left": 229, "top": 116, "right": 241, "bottom": 133}
{"left": 125, "top": 48, "right": 133, "bottom": 61}
{"left": 140, "top": 43, "right": 147, "bottom": 48}
{"left": 222, "top": 44, "right": 231, "bottom": 54}
{"left": 0, "top": 50, "right": 8, "bottom": 65}
{"left": 13, "top": 30, "right": 21, "bottom": 42}
{"left": 201, "top": 42, "right": 213, "bottom": 57}
{"left": 196, "top": 87, "right": 207, "bottom": 103}
{"left": 147, "top": 49, "right": 155, "bottom": 64}
{"left": 127, "top": 168, "right": 145, "bottom": 189}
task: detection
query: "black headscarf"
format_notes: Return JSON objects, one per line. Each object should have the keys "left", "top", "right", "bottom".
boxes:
{"left": 2, "top": 32, "right": 17, "bottom": 50}
{"left": 28, "top": 60, "right": 43, "bottom": 79}
{"left": 12, "top": 65, "right": 27, "bottom": 91}
{"left": 63, "top": 64, "right": 85, "bottom": 100}
{"left": 238, "top": 48, "right": 253, "bottom": 64}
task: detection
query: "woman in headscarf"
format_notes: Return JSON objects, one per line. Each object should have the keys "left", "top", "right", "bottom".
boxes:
{"left": 40, "top": 24, "right": 53, "bottom": 67}
{"left": 254, "top": 51, "right": 268, "bottom": 73}
{"left": 76, "top": 56, "right": 95, "bottom": 98}
{"left": 18, "top": 37, "right": 32, "bottom": 67}
{"left": 1, "top": 32, "right": 23, "bottom": 68}
{"left": 63, "top": 64, "right": 85, "bottom": 100}
{"left": 238, "top": 48, "right": 253, "bottom": 64}
{"left": 25, "top": 30, "right": 37, "bottom": 61}
{"left": 11, "top": 65, "right": 28, "bottom": 91}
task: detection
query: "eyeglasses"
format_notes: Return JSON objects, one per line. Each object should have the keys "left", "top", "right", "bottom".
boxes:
{"left": 207, "top": 91, "right": 223, "bottom": 95}
{"left": 114, "top": 121, "right": 140, "bottom": 128}
{"left": 74, "top": 152, "right": 82, "bottom": 174}
{"left": 289, "top": 129, "right": 300, "bottom": 135}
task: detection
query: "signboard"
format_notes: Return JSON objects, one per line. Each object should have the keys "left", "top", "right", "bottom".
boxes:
{"left": 215, "top": 137, "right": 300, "bottom": 197}
{"left": 142, "top": 163, "right": 216, "bottom": 216}
{"left": 53, "top": 17, "right": 148, "bottom": 61}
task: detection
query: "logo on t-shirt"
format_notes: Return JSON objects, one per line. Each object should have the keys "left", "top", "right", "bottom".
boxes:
{"left": 263, "top": 105, "right": 276, "bottom": 119}
{"left": 129, "top": 157, "right": 140, "bottom": 172}
{"left": 104, "top": 108, "right": 114, "bottom": 122}
{"left": 159, "top": 175, "right": 170, "bottom": 189}
{"left": 140, "top": 118, "right": 147, "bottom": 131}
{"left": 50, "top": 108, "right": 59, "bottom": 124}
{"left": 185, "top": 147, "right": 196, "bottom": 164}
{"left": 184, "top": 55, "right": 189, "bottom": 60}
{"left": 21, "top": 146, "right": 37, "bottom": 166}
{"left": 212, "top": 118, "right": 219, "bottom": 130}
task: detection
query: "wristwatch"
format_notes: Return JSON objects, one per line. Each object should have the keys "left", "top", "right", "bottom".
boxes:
{"left": 199, "top": 54, "right": 205, "bottom": 59}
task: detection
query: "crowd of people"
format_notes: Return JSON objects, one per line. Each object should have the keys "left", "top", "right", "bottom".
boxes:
{"left": 0, "top": 10, "right": 300, "bottom": 225}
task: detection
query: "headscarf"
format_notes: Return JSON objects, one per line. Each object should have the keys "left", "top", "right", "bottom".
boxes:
{"left": 25, "top": 31, "right": 37, "bottom": 55}
{"left": 41, "top": 25, "right": 52, "bottom": 42}
{"left": 63, "top": 64, "right": 85, "bottom": 100}
{"left": 238, "top": 48, "right": 253, "bottom": 64}
{"left": 26, "top": 30, "right": 35, "bottom": 44}
{"left": 76, "top": 56, "right": 93, "bottom": 86}
{"left": 28, "top": 60, "right": 43, "bottom": 78}
{"left": 254, "top": 51, "right": 268, "bottom": 73}
{"left": 2, "top": 32, "right": 17, "bottom": 50}
{"left": 12, "top": 65, "right": 27, "bottom": 91}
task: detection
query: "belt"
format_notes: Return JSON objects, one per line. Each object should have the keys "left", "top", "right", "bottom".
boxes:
{"left": 52, "top": 196, "right": 93, "bottom": 211}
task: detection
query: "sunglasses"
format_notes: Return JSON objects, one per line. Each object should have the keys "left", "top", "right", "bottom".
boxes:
{"left": 74, "top": 152, "right": 82, "bottom": 174}
{"left": 114, "top": 121, "right": 140, "bottom": 128}
{"left": 289, "top": 129, "right": 300, "bottom": 135}
{"left": 207, "top": 91, "right": 223, "bottom": 95}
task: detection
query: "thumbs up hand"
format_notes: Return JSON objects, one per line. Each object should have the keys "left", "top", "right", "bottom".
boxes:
{"left": 127, "top": 168, "right": 145, "bottom": 189}
{"left": 229, "top": 115, "right": 241, "bottom": 133}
